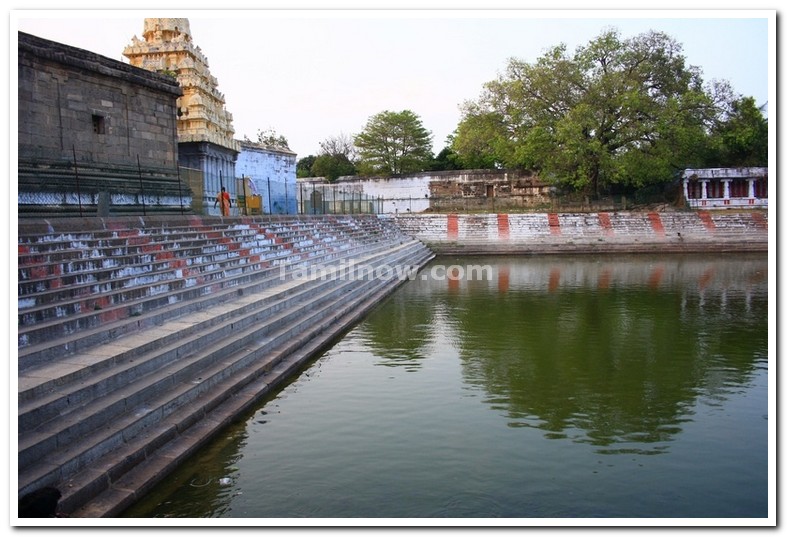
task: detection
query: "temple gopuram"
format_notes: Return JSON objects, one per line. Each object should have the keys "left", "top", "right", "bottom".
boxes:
{"left": 124, "top": 18, "right": 240, "bottom": 211}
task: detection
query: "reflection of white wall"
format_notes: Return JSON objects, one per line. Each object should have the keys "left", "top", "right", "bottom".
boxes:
{"left": 413, "top": 255, "right": 767, "bottom": 295}
{"left": 236, "top": 142, "right": 297, "bottom": 214}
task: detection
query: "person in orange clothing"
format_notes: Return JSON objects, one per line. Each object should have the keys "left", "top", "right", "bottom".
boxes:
{"left": 214, "top": 186, "right": 231, "bottom": 216}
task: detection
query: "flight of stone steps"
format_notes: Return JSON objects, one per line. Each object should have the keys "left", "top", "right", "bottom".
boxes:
{"left": 17, "top": 215, "right": 434, "bottom": 517}
{"left": 389, "top": 210, "right": 768, "bottom": 253}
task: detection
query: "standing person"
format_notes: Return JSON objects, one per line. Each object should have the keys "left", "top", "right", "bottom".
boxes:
{"left": 214, "top": 187, "right": 231, "bottom": 216}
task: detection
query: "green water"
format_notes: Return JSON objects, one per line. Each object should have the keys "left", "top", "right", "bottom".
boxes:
{"left": 122, "top": 254, "right": 770, "bottom": 520}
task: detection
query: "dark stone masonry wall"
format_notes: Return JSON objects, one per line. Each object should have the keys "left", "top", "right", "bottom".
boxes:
{"left": 18, "top": 31, "right": 182, "bottom": 167}
{"left": 18, "top": 31, "right": 188, "bottom": 217}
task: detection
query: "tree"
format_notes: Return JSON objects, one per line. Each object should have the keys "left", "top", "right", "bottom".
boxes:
{"left": 296, "top": 155, "right": 317, "bottom": 178}
{"left": 319, "top": 133, "right": 358, "bottom": 163}
{"left": 304, "top": 133, "right": 359, "bottom": 182}
{"left": 453, "top": 29, "right": 724, "bottom": 195}
{"left": 254, "top": 128, "right": 290, "bottom": 149}
{"left": 707, "top": 96, "right": 768, "bottom": 167}
{"left": 451, "top": 111, "right": 508, "bottom": 169}
{"left": 311, "top": 154, "right": 356, "bottom": 182}
{"left": 354, "top": 110, "right": 433, "bottom": 175}
{"left": 430, "top": 145, "right": 464, "bottom": 171}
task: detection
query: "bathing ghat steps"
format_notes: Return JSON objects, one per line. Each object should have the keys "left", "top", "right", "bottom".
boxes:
{"left": 17, "top": 215, "right": 435, "bottom": 518}
{"left": 390, "top": 210, "right": 769, "bottom": 253}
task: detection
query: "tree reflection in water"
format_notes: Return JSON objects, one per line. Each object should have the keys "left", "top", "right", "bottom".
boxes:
{"left": 361, "top": 254, "right": 768, "bottom": 453}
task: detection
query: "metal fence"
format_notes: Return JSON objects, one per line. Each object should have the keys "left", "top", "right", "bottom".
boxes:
{"left": 18, "top": 156, "right": 197, "bottom": 218}
{"left": 297, "top": 184, "right": 382, "bottom": 215}
{"left": 293, "top": 183, "right": 683, "bottom": 215}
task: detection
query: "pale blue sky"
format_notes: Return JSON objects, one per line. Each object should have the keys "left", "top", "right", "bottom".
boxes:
{"left": 14, "top": 9, "right": 773, "bottom": 159}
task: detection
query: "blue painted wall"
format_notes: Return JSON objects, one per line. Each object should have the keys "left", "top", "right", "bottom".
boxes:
{"left": 235, "top": 141, "right": 297, "bottom": 214}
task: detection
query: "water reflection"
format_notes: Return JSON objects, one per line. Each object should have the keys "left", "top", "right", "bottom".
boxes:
{"left": 360, "top": 291, "right": 435, "bottom": 371}
{"left": 361, "top": 254, "right": 767, "bottom": 452}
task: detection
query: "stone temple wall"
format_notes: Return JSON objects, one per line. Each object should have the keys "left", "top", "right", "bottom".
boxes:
{"left": 18, "top": 31, "right": 189, "bottom": 216}
{"left": 18, "top": 31, "right": 182, "bottom": 169}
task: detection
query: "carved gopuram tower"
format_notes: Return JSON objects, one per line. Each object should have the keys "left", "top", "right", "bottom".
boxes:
{"left": 124, "top": 18, "right": 240, "bottom": 213}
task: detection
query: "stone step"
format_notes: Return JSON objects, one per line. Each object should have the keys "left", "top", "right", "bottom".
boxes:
{"left": 18, "top": 235, "right": 314, "bottom": 316}
{"left": 19, "top": 266, "right": 374, "bottom": 469}
{"left": 18, "top": 239, "right": 421, "bottom": 419}
{"left": 17, "top": 222, "right": 368, "bottom": 295}
{"left": 66, "top": 243, "right": 434, "bottom": 518}
{"left": 18, "top": 235, "right": 405, "bottom": 369}
{"left": 390, "top": 212, "right": 769, "bottom": 246}
{"left": 16, "top": 219, "right": 394, "bottom": 276}
{"left": 18, "top": 277, "right": 316, "bottom": 413}
{"left": 17, "top": 217, "right": 398, "bottom": 287}
{"left": 18, "top": 223, "right": 406, "bottom": 355}
{"left": 19, "top": 241, "right": 433, "bottom": 515}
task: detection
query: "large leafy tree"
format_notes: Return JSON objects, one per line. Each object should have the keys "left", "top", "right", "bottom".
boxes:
{"left": 453, "top": 29, "right": 728, "bottom": 195}
{"left": 707, "top": 96, "right": 768, "bottom": 167}
{"left": 354, "top": 110, "right": 433, "bottom": 175}
{"left": 452, "top": 112, "right": 507, "bottom": 169}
